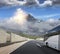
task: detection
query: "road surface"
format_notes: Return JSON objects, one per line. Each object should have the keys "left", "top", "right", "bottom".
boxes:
{"left": 10, "top": 40, "right": 60, "bottom": 54}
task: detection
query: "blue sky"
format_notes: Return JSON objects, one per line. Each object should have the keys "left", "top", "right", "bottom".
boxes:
{"left": 0, "top": 0, "right": 60, "bottom": 20}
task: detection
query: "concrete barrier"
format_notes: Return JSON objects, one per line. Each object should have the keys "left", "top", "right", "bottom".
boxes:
{"left": 0, "top": 29, "right": 27, "bottom": 45}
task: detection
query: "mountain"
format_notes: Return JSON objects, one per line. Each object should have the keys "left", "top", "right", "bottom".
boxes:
{"left": 48, "top": 25, "right": 60, "bottom": 33}
{"left": 26, "top": 14, "right": 37, "bottom": 22}
{"left": 44, "top": 25, "right": 60, "bottom": 37}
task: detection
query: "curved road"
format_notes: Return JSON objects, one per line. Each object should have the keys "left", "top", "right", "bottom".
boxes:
{"left": 10, "top": 40, "right": 60, "bottom": 54}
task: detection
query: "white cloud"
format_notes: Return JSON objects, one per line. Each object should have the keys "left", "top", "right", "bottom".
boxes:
{"left": 0, "top": 0, "right": 53, "bottom": 7}
{"left": 46, "top": 18, "right": 60, "bottom": 26}
{"left": 0, "top": 8, "right": 53, "bottom": 36}
{"left": 0, "top": 0, "right": 26, "bottom": 7}
{"left": 39, "top": 0, "right": 52, "bottom": 7}
{"left": 36, "top": 0, "right": 60, "bottom": 7}
{"left": 46, "top": 18, "right": 56, "bottom": 23}
{"left": 8, "top": 8, "right": 28, "bottom": 25}
{"left": 0, "top": 8, "right": 29, "bottom": 31}
{"left": 0, "top": 8, "right": 60, "bottom": 36}
{"left": 37, "top": 14, "right": 60, "bottom": 19}
{"left": 0, "top": 0, "right": 60, "bottom": 7}
{"left": 49, "top": 0, "right": 60, "bottom": 6}
{"left": 0, "top": 0, "right": 40, "bottom": 7}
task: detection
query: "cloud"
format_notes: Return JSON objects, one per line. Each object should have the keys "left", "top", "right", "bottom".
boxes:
{"left": 46, "top": 18, "right": 58, "bottom": 23}
{"left": 24, "top": 0, "right": 40, "bottom": 5}
{"left": 0, "top": 0, "right": 26, "bottom": 7}
{"left": 50, "top": 0, "right": 60, "bottom": 5}
{"left": 0, "top": 0, "right": 53, "bottom": 7}
{"left": 8, "top": 8, "right": 28, "bottom": 25}
{"left": 37, "top": 14, "right": 60, "bottom": 19}
{"left": 0, "top": 8, "right": 53, "bottom": 36}
{"left": 0, "top": 0, "right": 60, "bottom": 7}
{"left": 0, "top": 8, "right": 29, "bottom": 31}
{"left": 0, "top": 8, "right": 60, "bottom": 36}
{"left": 39, "top": 0, "right": 52, "bottom": 7}
{"left": 0, "top": 0, "right": 40, "bottom": 7}
{"left": 39, "top": 0, "right": 60, "bottom": 7}
{"left": 46, "top": 18, "right": 60, "bottom": 26}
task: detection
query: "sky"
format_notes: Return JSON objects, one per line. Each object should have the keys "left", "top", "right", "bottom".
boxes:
{"left": 0, "top": 0, "right": 60, "bottom": 36}
{"left": 0, "top": 0, "right": 60, "bottom": 20}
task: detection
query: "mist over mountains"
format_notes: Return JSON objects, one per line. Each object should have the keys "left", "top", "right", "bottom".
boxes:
{"left": 0, "top": 8, "right": 60, "bottom": 36}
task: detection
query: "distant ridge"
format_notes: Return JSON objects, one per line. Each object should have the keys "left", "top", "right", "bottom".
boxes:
{"left": 48, "top": 25, "right": 60, "bottom": 32}
{"left": 26, "top": 14, "right": 37, "bottom": 22}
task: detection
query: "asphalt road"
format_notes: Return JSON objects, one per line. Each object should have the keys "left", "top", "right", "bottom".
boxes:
{"left": 10, "top": 40, "right": 60, "bottom": 54}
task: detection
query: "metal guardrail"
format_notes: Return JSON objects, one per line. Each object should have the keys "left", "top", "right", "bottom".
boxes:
{"left": 43, "top": 30, "right": 60, "bottom": 41}
{"left": 44, "top": 30, "right": 60, "bottom": 37}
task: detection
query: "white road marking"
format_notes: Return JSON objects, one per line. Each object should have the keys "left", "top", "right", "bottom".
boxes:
{"left": 36, "top": 43, "right": 41, "bottom": 47}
